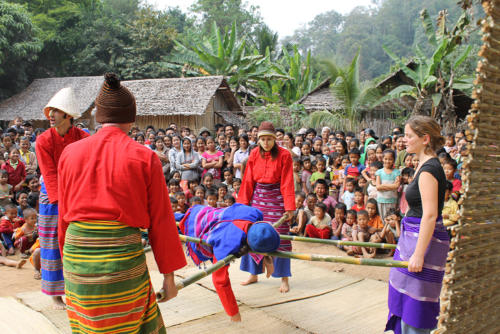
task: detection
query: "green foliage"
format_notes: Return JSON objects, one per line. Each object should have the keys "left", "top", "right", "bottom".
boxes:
{"left": 189, "top": 0, "right": 263, "bottom": 35}
{"left": 247, "top": 104, "right": 284, "bottom": 129}
{"left": 304, "top": 51, "right": 380, "bottom": 130}
{"left": 0, "top": 2, "right": 42, "bottom": 99}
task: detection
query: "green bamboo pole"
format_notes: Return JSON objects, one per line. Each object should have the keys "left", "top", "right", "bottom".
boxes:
{"left": 179, "top": 232, "right": 395, "bottom": 250}
{"left": 177, "top": 235, "right": 407, "bottom": 268}
{"left": 156, "top": 252, "right": 236, "bottom": 300}
{"left": 253, "top": 250, "right": 408, "bottom": 268}
{"left": 280, "top": 234, "right": 397, "bottom": 249}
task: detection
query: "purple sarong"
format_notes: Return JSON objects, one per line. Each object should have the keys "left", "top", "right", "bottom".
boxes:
{"left": 240, "top": 183, "right": 291, "bottom": 277}
{"left": 386, "top": 216, "right": 449, "bottom": 333}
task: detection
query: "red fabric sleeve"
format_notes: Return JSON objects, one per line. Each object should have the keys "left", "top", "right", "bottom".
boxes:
{"left": 57, "top": 150, "right": 70, "bottom": 254}
{"left": 36, "top": 134, "right": 59, "bottom": 203}
{"left": 280, "top": 149, "right": 296, "bottom": 211}
{"left": 211, "top": 258, "right": 239, "bottom": 317}
{"left": 236, "top": 150, "right": 255, "bottom": 206}
{"left": 147, "top": 154, "right": 187, "bottom": 274}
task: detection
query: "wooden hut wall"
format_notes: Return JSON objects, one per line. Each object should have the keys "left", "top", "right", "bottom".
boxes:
{"left": 135, "top": 111, "right": 214, "bottom": 134}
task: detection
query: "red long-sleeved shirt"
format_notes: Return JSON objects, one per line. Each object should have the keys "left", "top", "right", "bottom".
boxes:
{"left": 57, "top": 126, "right": 186, "bottom": 274}
{"left": 36, "top": 127, "right": 89, "bottom": 203}
{"left": 1, "top": 160, "right": 26, "bottom": 187}
{"left": 237, "top": 146, "right": 296, "bottom": 211}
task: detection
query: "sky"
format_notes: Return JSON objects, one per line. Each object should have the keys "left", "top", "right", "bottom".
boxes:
{"left": 147, "top": 0, "right": 375, "bottom": 37}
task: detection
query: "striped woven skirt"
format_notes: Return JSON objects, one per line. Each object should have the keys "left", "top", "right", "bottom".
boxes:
{"left": 385, "top": 216, "right": 450, "bottom": 333}
{"left": 240, "top": 183, "right": 291, "bottom": 277}
{"left": 39, "top": 180, "right": 65, "bottom": 296}
{"left": 63, "top": 220, "right": 165, "bottom": 334}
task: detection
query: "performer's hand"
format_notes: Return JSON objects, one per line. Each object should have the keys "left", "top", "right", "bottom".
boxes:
{"left": 158, "top": 273, "right": 178, "bottom": 303}
{"left": 408, "top": 253, "right": 424, "bottom": 272}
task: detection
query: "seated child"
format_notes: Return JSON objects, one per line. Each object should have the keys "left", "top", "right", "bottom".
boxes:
{"left": 190, "top": 196, "right": 203, "bottom": 206}
{"left": 14, "top": 207, "right": 37, "bottom": 256}
{"left": 371, "top": 208, "right": 401, "bottom": 256}
{"left": 179, "top": 203, "right": 280, "bottom": 322}
{"left": 222, "top": 168, "right": 234, "bottom": 193}
{"left": 16, "top": 192, "right": 30, "bottom": 217}
{"left": 366, "top": 198, "right": 383, "bottom": 231}
{"left": 223, "top": 195, "right": 235, "bottom": 207}
{"left": 341, "top": 178, "right": 356, "bottom": 209}
{"left": 443, "top": 181, "right": 459, "bottom": 227}
{"left": 168, "top": 179, "right": 180, "bottom": 197}
{"left": 169, "top": 196, "right": 178, "bottom": 213}
{"left": 330, "top": 203, "right": 347, "bottom": 242}
{"left": 343, "top": 210, "right": 357, "bottom": 255}
{"left": 352, "top": 210, "right": 375, "bottom": 258}
{"left": 304, "top": 202, "right": 332, "bottom": 239}
{"left": 289, "top": 192, "right": 307, "bottom": 236}
{"left": 202, "top": 172, "right": 215, "bottom": 192}
{"left": 351, "top": 187, "right": 365, "bottom": 212}
{"left": 0, "top": 170, "right": 13, "bottom": 210}
{"left": 206, "top": 189, "right": 218, "bottom": 208}
{"left": 185, "top": 179, "right": 199, "bottom": 203}
{"left": 175, "top": 192, "right": 188, "bottom": 213}
{"left": 194, "top": 185, "right": 206, "bottom": 204}
{"left": 443, "top": 159, "right": 462, "bottom": 201}
{"left": 217, "top": 184, "right": 228, "bottom": 207}
{"left": 0, "top": 204, "right": 24, "bottom": 255}
{"left": 232, "top": 178, "right": 241, "bottom": 199}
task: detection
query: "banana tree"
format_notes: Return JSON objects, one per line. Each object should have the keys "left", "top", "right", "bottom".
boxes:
{"left": 303, "top": 50, "right": 380, "bottom": 130}
{"left": 376, "top": 9, "right": 474, "bottom": 130}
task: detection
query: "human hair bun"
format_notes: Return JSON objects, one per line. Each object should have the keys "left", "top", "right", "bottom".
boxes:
{"left": 104, "top": 72, "right": 120, "bottom": 89}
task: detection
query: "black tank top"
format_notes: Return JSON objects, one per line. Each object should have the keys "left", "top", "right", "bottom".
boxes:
{"left": 405, "top": 157, "right": 446, "bottom": 218}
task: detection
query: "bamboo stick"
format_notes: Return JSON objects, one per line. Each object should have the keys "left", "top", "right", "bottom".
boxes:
{"left": 252, "top": 250, "right": 408, "bottom": 268}
{"left": 279, "top": 234, "right": 396, "bottom": 249}
{"left": 179, "top": 232, "right": 397, "bottom": 249}
{"left": 156, "top": 252, "right": 236, "bottom": 299}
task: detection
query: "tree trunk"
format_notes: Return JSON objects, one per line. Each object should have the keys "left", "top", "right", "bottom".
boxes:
{"left": 412, "top": 96, "right": 427, "bottom": 115}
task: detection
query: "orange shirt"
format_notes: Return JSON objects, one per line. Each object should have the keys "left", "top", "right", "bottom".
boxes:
{"left": 57, "top": 126, "right": 186, "bottom": 274}
{"left": 368, "top": 215, "right": 383, "bottom": 229}
{"left": 237, "top": 146, "right": 296, "bottom": 211}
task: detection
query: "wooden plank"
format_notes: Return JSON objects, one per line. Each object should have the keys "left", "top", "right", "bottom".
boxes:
{"left": 0, "top": 297, "right": 62, "bottom": 334}
{"left": 264, "top": 279, "right": 389, "bottom": 334}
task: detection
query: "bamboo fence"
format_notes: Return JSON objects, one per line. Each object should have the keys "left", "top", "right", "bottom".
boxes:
{"left": 435, "top": 1, "right": 500, "bottom": 332}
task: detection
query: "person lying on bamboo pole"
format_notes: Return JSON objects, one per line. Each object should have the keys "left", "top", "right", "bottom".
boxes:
{"left": 179, "top": 203, "right": 280, "bottom": 322}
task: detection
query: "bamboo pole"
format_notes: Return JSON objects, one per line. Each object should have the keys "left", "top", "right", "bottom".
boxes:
{"left": 279, "top": 234, "right": 397, "bottom": 249}
{"left": 253, "top": 250, "right": 408, "bottom": 268}
{"left": 156, "top": 252, "right": 236, "bottom": 300}
{"left": 179, "top": 232, "right": 396, "bottom": 250}
{"left": 177, "top": 235, "right": 408, "bottom": 268}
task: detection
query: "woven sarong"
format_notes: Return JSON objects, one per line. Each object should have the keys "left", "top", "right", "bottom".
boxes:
{"left": 240, "top": 183, "right": 291, "bottom": 277}
{"left": 386, "top": 216, "right": 450, "bottom": 333}
{"left": 63, "top": 220, "right": 165, "bottom": 334}
{"left": 39, "top": 180, "right": 65, "bottom": 296}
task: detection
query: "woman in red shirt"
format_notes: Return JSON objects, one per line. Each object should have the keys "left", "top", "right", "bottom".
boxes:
{"left": 238, "top": 121, "right": 296, "bottom": 293}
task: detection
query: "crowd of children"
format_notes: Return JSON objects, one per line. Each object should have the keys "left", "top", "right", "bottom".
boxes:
{"left": 0, "top": 118, "right": 465, "bottom": 267}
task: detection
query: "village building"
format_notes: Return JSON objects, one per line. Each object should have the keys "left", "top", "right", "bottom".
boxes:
{"left": 0, "top": 75, "right": 244, "bottom": 134}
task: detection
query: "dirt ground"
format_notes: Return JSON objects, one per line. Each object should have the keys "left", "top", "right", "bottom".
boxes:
{"left": 0, "top": 241, "right": 390, "bottom": 298}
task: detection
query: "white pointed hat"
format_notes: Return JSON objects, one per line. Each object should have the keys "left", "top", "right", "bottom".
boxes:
{"left": 43, "top": 87, "right": 81, "bottom": 119}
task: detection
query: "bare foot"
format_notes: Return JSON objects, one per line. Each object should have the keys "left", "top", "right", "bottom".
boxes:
{"left": 279, "top": 277, "right": 289, "bottom": 293}
{"left": 52, "top": 296, "right": 66, "bottom": 310}
{"left": 346, "top": 249, "right": 354, "bottom": 256}
{"left": 263, "top": 256, "right": 274, "bottom": 278}
{"left": 16, "top": 259, "right": 26, "bottom": 269}
{"left": 363, "top": 250, "right": 376, "bottom": 259}
{"left": 240, "top": 274, "right": 258, "bottom": 286}
{"left": 33, "top": 271, "right": 41, "bottom": 280}
{"left": 230, "top": 312, "right": 241, "bottom": 322}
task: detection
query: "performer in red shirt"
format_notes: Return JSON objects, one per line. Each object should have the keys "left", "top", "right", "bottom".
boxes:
{"left": 238, "top": 121, "right": 296, "bottom": 293}
{"left": 58, "top": 73, "right": 186, "bottom": 334}
{"left": 35, "top": 87, "right": 89, "bottom": 309}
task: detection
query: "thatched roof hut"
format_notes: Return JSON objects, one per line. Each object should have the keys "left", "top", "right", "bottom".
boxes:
{"left": 0, "top": 75, "right": 244, "bottom": 133}
{"left": 122, "top": 76, "right": 244, "bottom": 132}
{"left": 0, "top": 76, "right": 102, "bottom": 129}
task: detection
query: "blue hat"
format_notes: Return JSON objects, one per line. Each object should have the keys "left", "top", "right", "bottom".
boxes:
{"left": 247, "top": 222, "right": 280, "bottom": 253}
